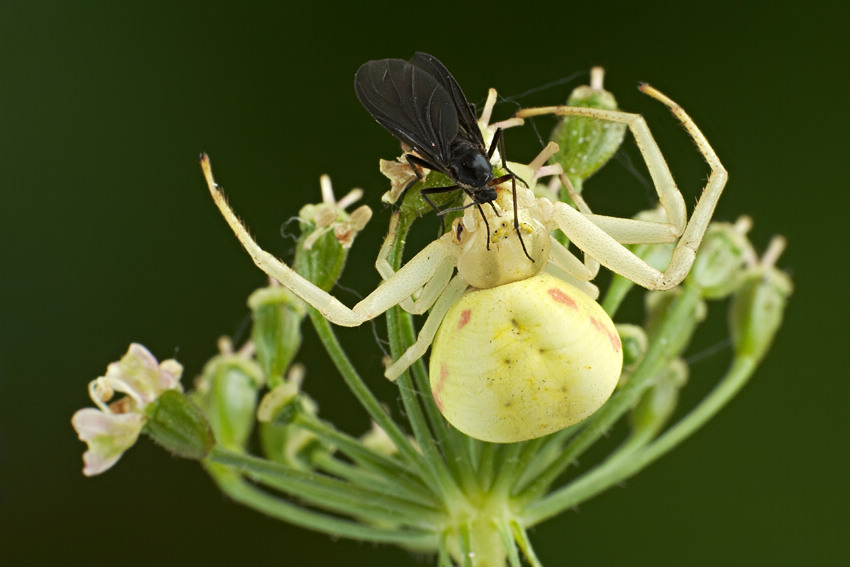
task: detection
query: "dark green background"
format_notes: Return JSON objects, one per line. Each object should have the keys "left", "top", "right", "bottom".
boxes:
{"left": 2, "top": 1, "right": 846, "bottom": 565}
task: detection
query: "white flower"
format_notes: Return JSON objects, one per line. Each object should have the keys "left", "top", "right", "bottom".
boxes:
{"left": 299, "top": 175, "right": 372, "bottom": 250}
{"left": 71, "top": 344, "right": 183, "bottom": 476}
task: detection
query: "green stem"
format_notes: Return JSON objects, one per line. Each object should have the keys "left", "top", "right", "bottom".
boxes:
{"left": 510, "top": 520, "right": 544, "bottom": 567}
{"left": 490, "top": 442, "right": 525, "bottom": 497}
{"left": 509, "top": 426, "right": 581, "bottom": 496}
{"left": 307, "top": 310, "right": 430, "bottom": 479}
{"left": 601, "top": 273, "right": 635, "bottom": 317}
{"left": 311, "top": 451, "right": 391, "bottom": 486}
{"left": 497, "top": 518, "right": 522, "bottom": 567}
{"left": 385, "top": 212, "right": 467, "bottom": 507}
{"left": 390, "top": 321, "right": 466, "bottom": 506}
{"left": 294, "top": 412, "right": 420, "bottom": 482}
{"left": 502, "top": 437, "right": 547, "bottom": 495}
{"left": 296, "top": 416, "right": 438, "bottom": 507}
{"left": 456, "top": 522, "right": 474, "bottom": 567}
{"left": 206, "top": 454, "right": 438, "bottom": 548}
{"left": 438, "top": 536, "right": 454, "bottom": 567}
{"left": 399, "top": 310, "right": 478, "bottom": 494}
{"left": 475, "top": 442, "right": 499, "bottom": 493}
{"left": 208, "top": 447, "right": 443, "bottom": 528}
{"left": 522, "top": 354, "right": 758, "bottom": 525}
{"left": 515, "top": 285, "right": 703, "bottom": 503}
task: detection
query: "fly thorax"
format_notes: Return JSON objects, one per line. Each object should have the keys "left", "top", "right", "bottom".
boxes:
{"left": 450, "top": 146, "right": 492, "bottom": 189}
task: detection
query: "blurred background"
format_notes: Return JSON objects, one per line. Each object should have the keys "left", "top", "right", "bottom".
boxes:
{"left": 2, "top": 1, "right": 847, "bottom": 565}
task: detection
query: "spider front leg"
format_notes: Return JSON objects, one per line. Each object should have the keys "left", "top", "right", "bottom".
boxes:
{"left": 383, "top": 274, "right": 468, "bottom": 380}
{"left": 519, "top": 84, "right": 728, "bottom": 290}
{"left": 374, "top": 213, "right": 455, "bottom": 315}
{"left": 201, "top": 154, "right": 458, "bottom": 325}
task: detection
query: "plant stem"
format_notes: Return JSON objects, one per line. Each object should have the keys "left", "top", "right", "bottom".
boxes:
{"left": 601, "top": 273, "right": 635, "bottom": 317}
{"left": 398, "top": 309, "right": 479, "bottom": 494}
{"left": 208, "top": 447, "right": 443, "bottom": 528}
{"left": 206, "top": 454, "right": 438, "bottom": 548}
{"left": 497, "top": 518, "right": 522, "bottom": 567}
{"left": 384, "top": 212, "right": 468, "bottom": 507}
{"left": 509, "top": 426, "right": 580, "bottom": 496}
{"left": 490, "top": 441, "right": 525, "bottom": 497}
{"left": 511, "top": 520, "right": 544, "bottom": 567}
{"left": 522, "top": 354, "right": 757, "bottom": 526}
{"left": 307, "top": 310, "right": 430, "bottom": 479}
{"left": 294, "top": 414, "right": 437, "bottom": 506}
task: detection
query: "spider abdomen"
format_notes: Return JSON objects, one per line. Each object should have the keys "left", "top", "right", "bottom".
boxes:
{"left": 429, "top": 272, "right": 622, "bottom": 443}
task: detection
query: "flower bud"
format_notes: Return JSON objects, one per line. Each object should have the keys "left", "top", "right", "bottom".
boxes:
{"left": 257, "top": 365, "right": 326, "bottom": 469}
{"left": 550, "top": 67, "right": 627, "bottom": 185}
{"left": 144, "top": 390, "right": 215, "bottom": 460}
{"left": 616, "top": 323, "right": 648, "bottom": 385}
{"left": 645, "top": 288, "right": 706, "bottom": 357}
{"left": 192, "top": 355, "right": 263, "bottom": 450}
{"left": 686, "top": 218, "right": 753, "bottom": 298}
{"left": 294, "top": 175, "right": 371, "bottom": 291}
{"left": 360, "top": 422, "right": 400, "bottom": 456}
{"left": 249, "top": 285, "right": 306, "bottom": 388}
{"left": 630, "top": 357, "right": 689, "bottom": 436}
{"left": 729, "top": 236, "right": 792, "bottom": 362}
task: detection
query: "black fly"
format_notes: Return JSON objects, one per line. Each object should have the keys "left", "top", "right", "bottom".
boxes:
{"left": 354, "top": 52, "right": 531, "bottom": 260}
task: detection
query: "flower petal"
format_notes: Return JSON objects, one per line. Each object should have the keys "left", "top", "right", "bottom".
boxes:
{"left": 101, "top": 344, "right": 183, "bottom": 408}
{"left": 71, "top": 408, "right": 144, "bottom": 476}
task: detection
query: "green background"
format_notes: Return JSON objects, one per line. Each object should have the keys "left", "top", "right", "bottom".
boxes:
{"left": 2, "top": 1, "right": 847, "bottom": 565}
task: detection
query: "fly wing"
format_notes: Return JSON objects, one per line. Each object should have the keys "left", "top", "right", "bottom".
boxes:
{"left": 408, "top": 52, "right": 486, "bottom": 149}
{"left": 354, "top": 58, "right": 458, "bottom": 169}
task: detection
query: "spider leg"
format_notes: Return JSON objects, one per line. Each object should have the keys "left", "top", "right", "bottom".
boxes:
{"left": 202, "top": 155, "right": 458, "bottom": 324}
{"left": 384, "top": 275, "right": 469, "bottom": 381}
{"left": 375, "top": 214, "right": 455, "bottom": 314}
{"left": 545, "top": 235, "right": 599, "bottom": 298}
{"left": 639, "top": 83, "right": 728, "bottom": 284}
{"left": 518, "top": 103, "right": 687, "bottom": 235}
{"left": 520, "top": 86, "right": 727, "bottom": 290}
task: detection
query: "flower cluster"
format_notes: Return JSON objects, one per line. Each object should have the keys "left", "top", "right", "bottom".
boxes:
{"left": 71, "top": 344, "right": 183, "bottom": 476}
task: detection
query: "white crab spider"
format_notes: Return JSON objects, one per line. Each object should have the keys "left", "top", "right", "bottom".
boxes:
{"left": 201, "top": 82, "right": 726, "bottom": 442}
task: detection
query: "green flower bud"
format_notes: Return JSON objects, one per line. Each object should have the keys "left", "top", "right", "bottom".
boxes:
{"left": 249, "top": 285, "right": 306, "bottom": 388}
{"left": 616, "top": 323, "right": 648, "bottom": 385}
{"left": 144, "top": 390, "right": 215, "bottom": 460}
{"left": 256, "top": 376, "right": 302, "bottom": 425}
{"left": 359, "top": 422, "right": 401, "bottom": 456}
{"left": 550, "top": 67, "right": 627, "bottom": 186}
{"left": 645, "top": 288, "right": 706, "bottom": 357}
{"left": 257, "top": 365, "right": 326, "bottom": 468}
{"left": 192, "top": 355, "right": 263, "bottom": 450}
{"left": 630, "top": 357, "right": 689, "bottom": 436}
{"left": 729, "top": 236, "right": 792, "bottom": 362}
{"left": 294, "top": 175, "right": 372, "bottom": 291}
{"left": 686, "top": 217, "right": 753, "bottom": 298}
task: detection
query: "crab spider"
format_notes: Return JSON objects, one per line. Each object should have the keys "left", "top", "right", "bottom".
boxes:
{"left": 201, "top": 82, "right": 725, "bottom": 442}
